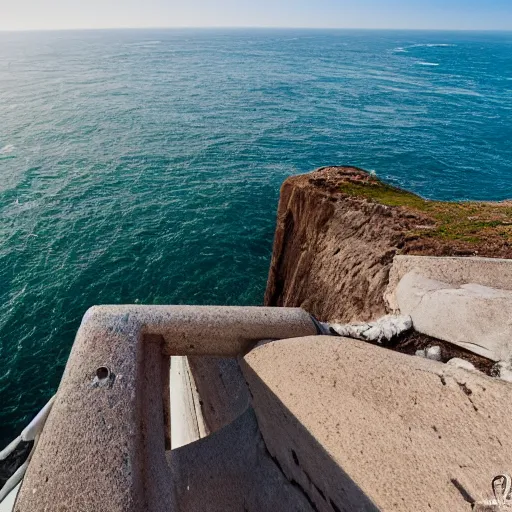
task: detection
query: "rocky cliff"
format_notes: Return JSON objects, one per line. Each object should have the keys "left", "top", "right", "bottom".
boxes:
{"left": 265, "top": 166, "right": 512, "bottom": 322}
{"left": 191, "top": 166, "right": 511, "bottom": 436}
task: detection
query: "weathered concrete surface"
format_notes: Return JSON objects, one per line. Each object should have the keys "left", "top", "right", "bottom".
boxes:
{"left": 168, "top": 407, "right": 315, "bottom": 512}
{"left": 386, "top": 255, "right": 512, "bottom": 312}
{"left": 16, "top": 306, "right": 317, "bottom": 512}
{"left": 395, "top": 271, "right": 512, "bottom": 361}
{"left": 242, "top": 336, "right": 512, "bottom": 512}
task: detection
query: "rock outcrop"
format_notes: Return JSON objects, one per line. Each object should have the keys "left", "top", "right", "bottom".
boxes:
{"left": 265, "top": 166, "right": 512, "bottom": 322}
{"left": 395, "top": 269, "right": 512, "bottom": 361}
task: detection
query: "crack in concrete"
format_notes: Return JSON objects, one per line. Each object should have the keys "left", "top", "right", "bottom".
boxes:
{"left": 455, "top": 379, "right": 479, "bottom": 412}
{"left": 260, "top": 441, "right": 320, "bottom": 512}
{"left": 240, "top": 370, "right": 322, "bottom": 512}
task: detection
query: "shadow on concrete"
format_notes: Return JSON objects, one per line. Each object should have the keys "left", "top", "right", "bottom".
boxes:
{"left": 167, "top": 406, "right": 315, "bottom": 512}
{"left": 187, "top": 356, "right": 250, "bottom": 433}
{"left": 241, "top": 362, "right": 380, "bottom": 512}
{"left": 169, "top": 362, "right": 379, "bottom": 511}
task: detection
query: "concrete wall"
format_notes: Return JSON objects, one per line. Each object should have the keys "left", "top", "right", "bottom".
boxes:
{"left": 187, "top": 357, "right": 250, "bottom": 434}
{"left": 169, "top": 356, "right": 208, "bottom": 449}
{"left": 12, "top": 303, "right": 512, "bottom": 511}
{"left": 386, "top": 256, "right": 512, "bottom": 361}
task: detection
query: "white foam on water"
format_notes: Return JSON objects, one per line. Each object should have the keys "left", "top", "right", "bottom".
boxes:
{"left": 393, "top": 47, "right": 408, "bottom": 53}
{"left": 415, "top": 61, "right": 439, "bottom": 66}
{"left": 411, "top": 43, "right": 456, "bottom": 48}
{"left": 378, "top": 85, "right": 410, "bottom": 93}
{"left": 127, "top": 40, "right": 162, "bottom": 46}
{"left": 435, "top": 87, "right": 483, "bottom": 97}
{"left": 0, "top": 144, "right": 15, "bottom": 154}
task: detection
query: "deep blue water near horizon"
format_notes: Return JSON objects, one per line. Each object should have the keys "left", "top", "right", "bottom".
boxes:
{"left": 1, "top": 28, "right": 511, "bottom": 445}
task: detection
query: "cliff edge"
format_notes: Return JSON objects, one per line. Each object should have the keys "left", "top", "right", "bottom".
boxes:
{"left": 265, "top": 166, "right": 512, "bottom": 322}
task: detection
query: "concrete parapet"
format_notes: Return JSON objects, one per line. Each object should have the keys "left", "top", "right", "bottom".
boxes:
{"left": 15, "top": 306, "right": 316, "bottom": 512}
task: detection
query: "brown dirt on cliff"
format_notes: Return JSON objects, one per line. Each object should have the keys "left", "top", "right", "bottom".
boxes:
{"left": 265, "top": 166, "right": 512, "bottom": 322}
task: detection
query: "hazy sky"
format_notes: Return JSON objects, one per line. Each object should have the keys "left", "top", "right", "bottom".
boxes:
{"left": 1, "top": 0, "right": 511, "bottom": 31}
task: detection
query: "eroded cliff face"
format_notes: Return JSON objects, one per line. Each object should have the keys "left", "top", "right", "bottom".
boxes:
{"left": 265, "top": 166, "right": 512, "bottom": 322}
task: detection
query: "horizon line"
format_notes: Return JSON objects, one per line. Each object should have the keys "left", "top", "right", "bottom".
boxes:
{"left": 1, "top": 26, "right": 511, "bottom": 33}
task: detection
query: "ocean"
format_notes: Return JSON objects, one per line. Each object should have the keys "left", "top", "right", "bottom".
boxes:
{"left": 0, "top": 28, "right": 511, "bottom": 445}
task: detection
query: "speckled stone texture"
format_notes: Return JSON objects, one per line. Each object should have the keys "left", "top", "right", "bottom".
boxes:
{"left": 15, "top": 306, "right": 316, "bottom": 512}
{"left": 241, "top": 336, "right": 512, "bottom": 512}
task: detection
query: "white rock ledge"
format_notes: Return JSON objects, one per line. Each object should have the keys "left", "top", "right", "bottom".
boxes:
{"left": 396, "top": 270, "right": 512, "bottom": 362}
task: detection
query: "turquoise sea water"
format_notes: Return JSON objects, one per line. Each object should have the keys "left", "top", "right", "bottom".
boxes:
{"left": 1, "top": 29, "right": 511, "bottom": 444}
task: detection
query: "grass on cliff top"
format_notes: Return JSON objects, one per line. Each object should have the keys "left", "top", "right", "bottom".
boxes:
{"left": 339, "top": 177, "right": 512, "bottom": 243}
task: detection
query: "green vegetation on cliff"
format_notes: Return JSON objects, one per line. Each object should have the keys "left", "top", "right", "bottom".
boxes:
{"left": 339, "top": 175, "right": 512, "bottom": 245}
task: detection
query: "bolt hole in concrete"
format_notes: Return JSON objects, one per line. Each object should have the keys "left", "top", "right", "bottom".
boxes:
{"left": 96, "top": 366, "right": 110, "bottom": 380}
{"left": 92, "top": 366, "right": 115, "bottom": 388}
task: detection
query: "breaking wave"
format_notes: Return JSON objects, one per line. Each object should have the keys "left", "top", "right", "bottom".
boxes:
{"left": 411, "top": 43, "right": 456, "bottom": 48}
{"left": 0, "top": 144, "right": 15, "bottom": 154}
